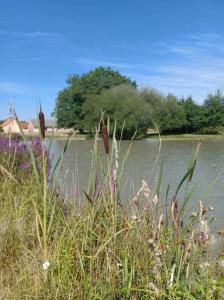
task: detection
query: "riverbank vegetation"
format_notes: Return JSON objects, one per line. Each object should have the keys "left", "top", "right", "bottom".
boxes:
{"left": 1, "top": 114, "right": 224, "bottom": 299}
{"left": 54, "top": 67, "right": 224, "bottom": 139}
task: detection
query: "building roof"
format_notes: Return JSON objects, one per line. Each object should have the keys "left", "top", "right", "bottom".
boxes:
{"left": 20, "top": 122, "right": 28, "bottom": 129}
{"left": 29, "top": 119, "right": 56, "bottom": 128}
{"left": 0, "top": 118, "right": 28, "bottom": 129}
{"left": 0, "top": 118, "right": 14, "bottom": 128}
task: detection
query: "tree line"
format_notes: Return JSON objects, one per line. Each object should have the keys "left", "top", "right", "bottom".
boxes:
{"left": 54, "top": 67, "right": 224, "bottom": 139}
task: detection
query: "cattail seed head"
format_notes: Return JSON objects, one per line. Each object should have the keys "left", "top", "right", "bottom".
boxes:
{"left": 39, "top": 110, "right": 46, "bottom": 139}
{"left": 102, "top": 124, "right": 109, "bottom": 154}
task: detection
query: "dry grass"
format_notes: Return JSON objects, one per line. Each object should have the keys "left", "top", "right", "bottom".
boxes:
{"left": 0, "top": 130, "right": 224, "bottom": 299}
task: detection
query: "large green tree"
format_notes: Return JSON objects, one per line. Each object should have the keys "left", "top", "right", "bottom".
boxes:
{"left": 54, "top": 67, "right": 136, "bottom": 129}
{"left": 82, "top": 85, "right": 152, "bottom": 139}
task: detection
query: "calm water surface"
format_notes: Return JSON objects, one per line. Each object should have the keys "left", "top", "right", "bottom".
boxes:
{"left": 50, "top": 138, "right": 224, "bottom": 230}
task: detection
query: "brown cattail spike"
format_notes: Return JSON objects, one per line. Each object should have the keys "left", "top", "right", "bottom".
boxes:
{"left": 39, "top": 108, "right": 46, "bottom": 140}
{"left": 102, "top": 124, "right": 109, "bottom": 154}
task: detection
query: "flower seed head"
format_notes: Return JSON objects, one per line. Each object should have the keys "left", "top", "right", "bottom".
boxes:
{"left": 102, "top": 124, "right": 109, "bottom": 154}
{"left": 39, "top": 109, "right": 46, "bottom": 139}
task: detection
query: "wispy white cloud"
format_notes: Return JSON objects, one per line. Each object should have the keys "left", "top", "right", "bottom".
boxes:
{"left": 76, "top": 33, "right": 224, "bottom": 102}
{"left": 3, "top": 31, "right": 219, "bottom": 103}
{"left": 148, "top": 33, "right": 224, "bottom": 101}
{"left": 0, "top": 30, "right": 61, "bottom": 39}
{"left": 75, "top": 58, "right": 138, "bottom": 69}
{"left": 163, "top": 33, "right": 224, "bottom": 56}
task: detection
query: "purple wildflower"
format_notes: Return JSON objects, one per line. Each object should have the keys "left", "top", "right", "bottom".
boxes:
{"left": 0, "top": 137, "right": 52, "bottom": 179}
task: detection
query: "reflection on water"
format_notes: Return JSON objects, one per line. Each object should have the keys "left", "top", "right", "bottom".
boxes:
{"left": 49, "top": 138, "right": 224, "bottom": 230}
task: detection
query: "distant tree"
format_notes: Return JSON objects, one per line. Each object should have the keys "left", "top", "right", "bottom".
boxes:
{"left": 82, "top": 85, "right": 152, "bottom": 139}
{"left": 140, "top": 88, "right": 164, "bottom": 107}
{"left": 203, "top": 90, "right": 224, "bottom": 132}
{"left": 158, "top": 94, "right": 187, "bottom": 133}
{"left": 179, "top": 97, "right": 204, "bottom": 133}
{"left": 54, "top": 67, "right": 136, "bottom": 130}
{"left": 139, "top": 88, "right": 164, "bottom": 124}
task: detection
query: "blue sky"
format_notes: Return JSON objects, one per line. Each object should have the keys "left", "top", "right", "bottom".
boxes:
{"left": 1, "top": 0, "right": 224, "bottom": 120}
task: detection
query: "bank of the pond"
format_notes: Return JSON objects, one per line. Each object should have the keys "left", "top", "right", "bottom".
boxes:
{"left": 148, "top": 133, "right": 224, "bottom": 141}
{"left": 2, "top": 131, "right": 224, "bottom": 142}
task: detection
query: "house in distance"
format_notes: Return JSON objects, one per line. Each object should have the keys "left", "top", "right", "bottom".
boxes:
{"left": 0, "top": 118, "right": 28, "bottom": 133}
{"left": 1, "top": 117, "right": 73, "bottom": 136}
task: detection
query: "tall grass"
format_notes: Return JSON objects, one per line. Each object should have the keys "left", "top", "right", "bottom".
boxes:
{"left": 0, "top": 112, "right": 224, "bottom": 299}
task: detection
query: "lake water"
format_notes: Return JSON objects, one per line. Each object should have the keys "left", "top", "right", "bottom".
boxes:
{"left": 50, "top": 138, "right": 224, "bottom": 231}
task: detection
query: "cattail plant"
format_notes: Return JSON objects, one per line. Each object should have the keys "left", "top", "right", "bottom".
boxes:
{"left": 171, "top": 197, "right": 179, "bottom": 230}
{"left": 39, "top": 106, "right": 46, "bottom": 140}
{"left": 101, "top": 121, "right": 109, "bottom": 155}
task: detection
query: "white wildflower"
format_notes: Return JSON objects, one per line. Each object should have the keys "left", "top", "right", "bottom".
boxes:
{"left": 117, "top": 263, "right": 123, "bottom": 269}
{"left": 42, "top": 260, "right": 50, "bottom": 270}
{"left": 131, "top": 215, "right": 140, "bottom": 222}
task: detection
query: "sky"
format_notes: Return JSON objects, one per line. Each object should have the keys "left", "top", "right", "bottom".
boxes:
{"left": 0, "top": 0, "right": 224, "bottom": 120}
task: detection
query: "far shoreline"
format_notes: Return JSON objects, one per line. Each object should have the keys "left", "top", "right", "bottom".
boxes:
{"left": 148, "top": 133, "right": 224, "bottom": 141}
{"left": 1, "top": 132, "right": 224, "bottom": 141}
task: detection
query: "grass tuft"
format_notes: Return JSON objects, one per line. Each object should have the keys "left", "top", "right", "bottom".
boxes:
{"left": 0, "top": 114, "right": 224, "bottom": 299}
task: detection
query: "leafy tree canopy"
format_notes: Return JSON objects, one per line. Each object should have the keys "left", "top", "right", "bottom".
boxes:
{"left": 203, "top": 90, "right": 224, "bottom": 132}
{"left": 54, "top": 67, "right": 136, "bottom": 129}
{"left": 53, "top": 65, "right": 224, "bottom": 138}
{"left": 82, "top": 85, "right": 152, "bottom": 139}
{"left": 154, "top": 94, "right": 187, "bottom": 133}
{"left": 179, "top": 97, "right": 204, "bottom": 133}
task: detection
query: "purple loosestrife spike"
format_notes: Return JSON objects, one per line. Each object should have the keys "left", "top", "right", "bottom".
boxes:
{"left": 102, "top": 124, "right": 109, "bottom": 154}
{"left": 39, "top": 109, "right": 46, "bottom": 140}
{"left": 0, "top": 136, "right": 52, "bottom": 179}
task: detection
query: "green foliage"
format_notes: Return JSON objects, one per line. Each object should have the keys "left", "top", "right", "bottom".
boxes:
{"left": 203, "top": 90, "right": 224, "bottom": 132}
{"left": 156, "top": 94, "right": 187, "bottom": 133}
{"left": 0, "top": 133, "right": 224, "bottom": 298}
{"left": 54, "top": 67, "right": 136, "bottom": 130}
{"left": 140, "top": 88, "right": 164, "bottom": 108}
{"left": 82, "top": 85, "right": 152, "bottom": 139}
{"left": 179, "top": 97, "right": 204, "bottom": 133}
{"left": 54, "top": 66, "right": 224, "bottom": 137}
